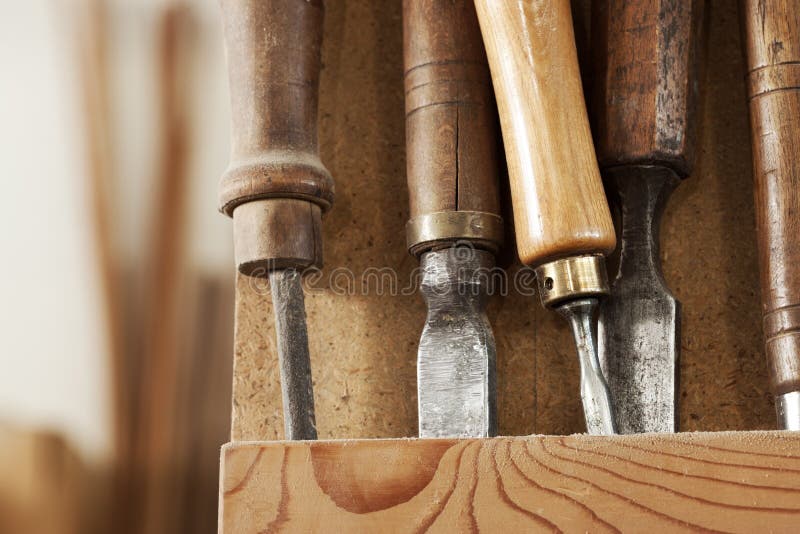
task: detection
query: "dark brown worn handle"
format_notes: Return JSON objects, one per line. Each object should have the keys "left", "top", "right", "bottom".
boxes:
{"left": 219, "top": 0, "right": 334, "bottom": 274}
{"left": 742, "top": 0, "right": 800, "bottom": 396}
{"left": 592, "top": 0, "right": 704, "bottom": 176}
{"left": 403, "top": 0, "right": 502, "bottom": 257}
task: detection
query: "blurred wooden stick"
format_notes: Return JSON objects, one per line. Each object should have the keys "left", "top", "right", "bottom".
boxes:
{"left": 139, "top": 5, "right": 192, "bottom": 534}
{"left": 73, "top": 0, "right": 133, "bottom": 480}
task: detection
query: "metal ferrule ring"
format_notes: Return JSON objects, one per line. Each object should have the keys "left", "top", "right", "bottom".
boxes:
{"left": 406, "top": 211, "right": 503, "bottom": 257}
{"left": 534, "top": 254, "right": 609, "bottom": 308}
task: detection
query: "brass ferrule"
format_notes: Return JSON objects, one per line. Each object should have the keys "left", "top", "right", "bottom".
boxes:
{"left": 406, "top": 211, "right": 504, "bottom": 257}
{"left": 534, "top": 254, "right": 609, "bottom": 308}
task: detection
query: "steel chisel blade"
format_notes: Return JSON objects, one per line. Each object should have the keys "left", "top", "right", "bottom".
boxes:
{"left": 598, "top": 166, "right": 681, "bottom": 434}
{"left": 417, "top": 248, "right": 497, "bottom": 438}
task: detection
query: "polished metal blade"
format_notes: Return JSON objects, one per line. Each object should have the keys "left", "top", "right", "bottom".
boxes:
{"left": 777, "top": 391, "right": 800, "bottom": 430}
{"left": 598, "top": 166, "right": 681, "bottom": 434}
{"left": 417, "top": 247, "right": 497, "bottom": 438}
{"left": 270, "top": 268, "right": 317, "bottom": 440}
{"left": 556, "top": 298, "right": 617, "bottom": 435}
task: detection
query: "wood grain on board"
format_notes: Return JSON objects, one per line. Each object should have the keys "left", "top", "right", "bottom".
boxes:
{"left": 220, "top": 431, "right": 800, "bottom": 533}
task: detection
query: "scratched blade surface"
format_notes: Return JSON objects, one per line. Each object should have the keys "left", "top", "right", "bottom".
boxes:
{"left": 417, "top": 247, "right": 497, "bottom": 438}
{"left": 598, "top": 166, "right": 681, "bottom": 434}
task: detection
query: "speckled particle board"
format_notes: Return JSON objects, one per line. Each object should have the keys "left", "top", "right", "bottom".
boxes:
{"left": 229, "top": 0, "right": 773, "bottom": 441}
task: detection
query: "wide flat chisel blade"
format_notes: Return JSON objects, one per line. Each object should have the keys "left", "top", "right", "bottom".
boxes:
{"left": 270, "top": 268, "right": 317, "bottom": 440}
{"left": 598, "top": 166, "right": 681, "bottom": 434}
{"left": 417, "top": 248, "right": 497, "bottom": 438}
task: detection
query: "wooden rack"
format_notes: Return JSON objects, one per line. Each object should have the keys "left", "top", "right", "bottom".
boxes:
{"left": 219, "top": 432, "right": 800, "bottom": 532}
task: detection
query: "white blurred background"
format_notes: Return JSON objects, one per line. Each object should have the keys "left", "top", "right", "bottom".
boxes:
{"left": 0, "top": 1, "right": 235, "bottom": 532}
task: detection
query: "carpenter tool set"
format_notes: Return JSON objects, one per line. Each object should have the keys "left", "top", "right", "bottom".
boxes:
{"left": 219, "top": 0, "right": 800, "bottom": 435}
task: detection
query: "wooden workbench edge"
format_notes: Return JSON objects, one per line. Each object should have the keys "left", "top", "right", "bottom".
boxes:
{"left": 220, "top": 431, "right": 800, "bottom": 532}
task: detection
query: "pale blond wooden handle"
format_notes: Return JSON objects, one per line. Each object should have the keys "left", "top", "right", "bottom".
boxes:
{"left": 474, "top": 0, "right": 615, "bottom": 267}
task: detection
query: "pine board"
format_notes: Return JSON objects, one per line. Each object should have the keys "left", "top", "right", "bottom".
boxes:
{"left": 220, "top": 432, "right": 800, "bottom": 533}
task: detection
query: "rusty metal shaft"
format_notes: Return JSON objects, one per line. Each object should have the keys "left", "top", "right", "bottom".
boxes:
{"left": 270, "top": 268, "right": 317, "bottom": 440}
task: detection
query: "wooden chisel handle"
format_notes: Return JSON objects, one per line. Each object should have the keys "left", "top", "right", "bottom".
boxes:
{"left": 473, "top": 0, "right": 615, "bottom": 276}
{"left": 742, "top": 1, "right": 800, "bottom": 413}
{"left": 219, "top": 0, "right": 334, "bottom": 275}
{"left": 403, "top": 0, "right": 502, "bottom": 256}
{"left": 592, "top": 0, "right": 703, "bottom": 175}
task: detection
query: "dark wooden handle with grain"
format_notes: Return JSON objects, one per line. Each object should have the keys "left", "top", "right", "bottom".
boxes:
{"left": 592, "top": 0, "right": 703, "bottom": 175}
{"left": 403, "top": 0, "right": 502, "bottom": 256}
{"left": 219, "top": 0, "right": 334, "bottom": 274}
{"left": 742, "top": 0, "right": 800, "bottom": 396}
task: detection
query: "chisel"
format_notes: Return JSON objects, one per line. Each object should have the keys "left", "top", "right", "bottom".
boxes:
{"left": 742, "top": 0, "right": 800, "bottom": 430}
{"left": 403, "top": 0, "right": 504, "bottom": 438}
{"left": 219, "top": 0, "right": 334, "bottom": 440}
{"left": 593, "top": 0, "right": 703, "bottom": 433}
{"left": 475, "top": 0, "right": 618, "bottom": 434}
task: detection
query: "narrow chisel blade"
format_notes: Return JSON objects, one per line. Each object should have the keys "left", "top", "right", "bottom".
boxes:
{"left": 270, "top": 268, "right": 317, "bottom": 440}
{"left": 556, "top": 298, "right": 617, "bottom": 435}
{"left": 598, "top": 166, "right": 681, "bottom": 434}
{"left": 417, "top": 247, "right": 497, "bottom": 438}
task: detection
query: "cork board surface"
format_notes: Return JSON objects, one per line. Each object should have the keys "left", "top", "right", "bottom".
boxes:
{"left": 230, "top": 1, "right": 772, "bottom": 441}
